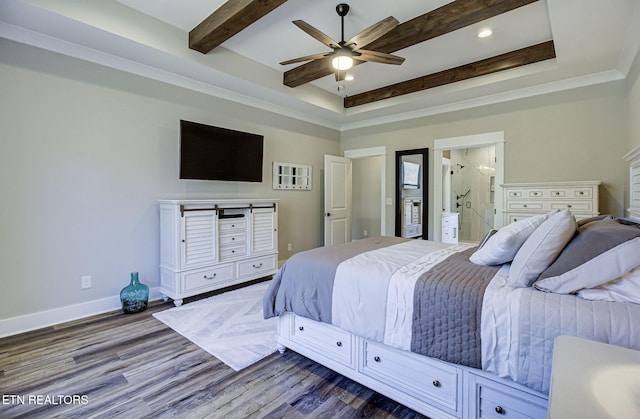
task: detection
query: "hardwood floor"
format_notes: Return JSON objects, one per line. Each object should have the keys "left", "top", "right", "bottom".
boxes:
{"left": 0, "top": 295, "right": 427, "bottom": 418}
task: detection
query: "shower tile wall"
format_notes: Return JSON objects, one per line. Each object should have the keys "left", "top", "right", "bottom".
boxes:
{"left": 450, "top": 146, "right": 495, "bottom": 242}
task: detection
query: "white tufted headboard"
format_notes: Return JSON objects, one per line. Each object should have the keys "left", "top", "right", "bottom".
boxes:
{"left": 623, "top": 145, "right": 640, "bottom": 221}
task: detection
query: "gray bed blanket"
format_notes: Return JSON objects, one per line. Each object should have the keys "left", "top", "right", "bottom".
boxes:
{"left": 411, "top": 247, "right": 499, "bottom": 368}
{"left": 263, "top": 236, "right": 408, "bottom": 322}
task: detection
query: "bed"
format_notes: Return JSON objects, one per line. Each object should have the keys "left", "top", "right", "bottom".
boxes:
{"left": 263, "top": 211, "right": 640, "bottom": 418}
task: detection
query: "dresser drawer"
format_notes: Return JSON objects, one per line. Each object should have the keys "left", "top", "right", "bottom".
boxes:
{"left": 291, "top": 316, "right": 354, "bottom": 367}
{"left": 237, "top": 254, "right": 277, "bottom": 278}
{"left": 507, "top": 202, "right": 544, "bottom": 211}
{"left": 471, "top": 375, "right": 547, "bottom": 419}
{"left": 361, "top": 340, "right": 460, "bottom": 413}
{"left": 219, "top": 246, "right": 246, "bottom": 260}
{"left": 506, "top": 190, "right": 524, "bottom": 198}
{"left": 219, "top": 233, "right": 246, "bottom": 246}
{"left": 567, "top": 187, "right": 593, "bottom": 199}
{"left": 182, "top": 264, "right": 234, "bottom": 292}
{"left": 219, "top": 219, "right": 246, "bottom": 233}
{"left": 549, "top": 201, "right": 593, "bottom": 212}
{"left": 526, "top": 190, "right": 545, "bottom": 198}
{"left": 506, "top": 213, "right": 540, "bottom": 223}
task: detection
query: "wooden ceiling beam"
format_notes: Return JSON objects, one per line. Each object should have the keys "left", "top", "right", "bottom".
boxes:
{"left": 190, "top": 0, "right": 288, "bottom": 54}
{"left": 344, "top": 40, "right": 556, "bottom": 108}
{"left": 283, "top": 0, "right": 539, "bottom": 88}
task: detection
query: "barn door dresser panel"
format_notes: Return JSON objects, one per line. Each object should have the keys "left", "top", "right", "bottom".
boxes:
{"left": 503, "top": 181, "right": 600, "bottom": 224}
{"left": 159, "top": 199, "right": 278, "bottom": 306}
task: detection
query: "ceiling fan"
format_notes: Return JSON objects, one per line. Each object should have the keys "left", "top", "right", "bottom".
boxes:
{"left": 279, "top": 3, "right": 405, "bottom": 80}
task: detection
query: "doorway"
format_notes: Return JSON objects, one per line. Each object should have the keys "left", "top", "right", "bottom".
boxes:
{"left": 449, "top": 146, "right": 496, "bottom": 242}
{"left": 433, "top": 132, "right": 505, "bottom": 242}
{"left": 324, "top": 147, "right": 386, "bottom": 244}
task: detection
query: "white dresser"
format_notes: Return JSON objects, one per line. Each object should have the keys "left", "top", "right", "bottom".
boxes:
{"left": 402, "top": 198, "right": 423, "bottom": 238}
{"left": 159, "top": 199, "right": 278, "bottom": 306}
{"left": 502, "top": 181, "right": 601, "bottom": 224}
{"left": 441, "top": 212, "right": 459, "bottom": 244}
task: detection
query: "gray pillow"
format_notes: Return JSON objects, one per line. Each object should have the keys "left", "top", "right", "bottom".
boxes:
{"left": 576, "top": 214, "right": 613, "bottom": 227}
{"left": 538, "top": 218, "right": 640, "bottom": 279}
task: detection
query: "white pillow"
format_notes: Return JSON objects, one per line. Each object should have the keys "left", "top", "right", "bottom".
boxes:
{"left": 508, "top": 209, "right": 576, "bottom": 288}
{"left": 469, "top": 211, "right": 554, "bottom": 266}
{"left": 577, "top": 265, "right": 640, "bottom": 304}
{"left": 534, "top": 237, "right": 640, "bottom": 293}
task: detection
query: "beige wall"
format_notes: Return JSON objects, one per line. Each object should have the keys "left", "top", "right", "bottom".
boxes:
{"left": 342, "top": 82, "right": 629, "bottom": 239}
{"left": 0, "top": 39, "right": 339, "bottom": 320}
{"left": 1, "top": 35, "right": 637, "bottom": 328}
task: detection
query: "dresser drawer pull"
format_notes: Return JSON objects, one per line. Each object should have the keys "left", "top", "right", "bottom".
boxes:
{"left": 374, "top": 356, "right": 381, "bottom": 362}
{"left": 554, "top": 192, "right": 560, "bottom": 196}
{"left": 579, "top": 191, "right": 585, "bottom": 195}
{"left": 523, "top": 204, "right": 528, "bottom": 208}
{"left": 432, "top": 380, "right": 441, "bottom": 388}
{"left": 203, "top": 273, "right": 217, "bottom": 280}
{"left": 298, "top": 326, "right": 304, "bottom": 331}
{"left": 495, "top": 406, "right": 505, "bottom": 415}
{"left": 336, "top": 341, "right": 342, "bottom": 347}
{"left": 567, "top": 204, "right": 572, "bottom": 208}
{"left": 253, "top": 263, "right": 263, "bottom": 269}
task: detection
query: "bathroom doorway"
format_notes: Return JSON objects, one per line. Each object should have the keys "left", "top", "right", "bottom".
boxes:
{"left": 432, "top": 132, "right": 505, "bottom": 243}
{"left": 448, "top": 146, "right": 496, "bottom": 242}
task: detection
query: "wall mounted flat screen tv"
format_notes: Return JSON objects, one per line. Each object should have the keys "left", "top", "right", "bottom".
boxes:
{"left": 180, "top": 120, "right": 264, "bottom": 182}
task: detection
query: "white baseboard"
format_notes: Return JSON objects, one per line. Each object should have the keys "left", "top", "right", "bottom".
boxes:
{"left": 0, "top": 287, "right": 164, "bottom": 339}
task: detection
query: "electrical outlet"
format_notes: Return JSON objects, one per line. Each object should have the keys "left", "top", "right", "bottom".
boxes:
{"left": 364, "top": 230, "right": 368, "bottom": 236}
{"left": 81, "top": 275, "right": 92, "bottom": 289}
{"left": 287, "top": 243, "right": 292, "bottom": 251}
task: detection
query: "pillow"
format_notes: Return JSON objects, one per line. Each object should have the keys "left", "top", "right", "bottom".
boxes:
{"left": 577, "top": 265, "right": 640, "bottom": 304}
{"left": 469, "top": 211, "right": 554, "bottom": 266}
{"left": 508, "top": 209, "right": 576, "bottom": 288}
{"left": 534, "top": 237, "right": 640, "bottom": 293}
{"left": 576, "top": 214, "right": 613, "bottom": 227}
{"left": 538, "top": 218, "right": 640, "bottom": 279}
{"left": 477, "top": 229, "right": 497, "bottom": 249}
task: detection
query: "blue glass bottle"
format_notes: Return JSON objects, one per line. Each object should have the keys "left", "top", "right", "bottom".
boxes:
{"left": 120, "top": 272, "right": 149, "bottom": 314}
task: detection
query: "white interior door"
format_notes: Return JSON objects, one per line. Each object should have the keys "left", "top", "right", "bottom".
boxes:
{"left": 324, "top": 155, "right": 351, "bottom": 246}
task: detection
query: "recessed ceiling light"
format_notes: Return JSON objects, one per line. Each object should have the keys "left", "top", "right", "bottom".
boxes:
{"left": 478, "top": 28, "right": 493, "bottom": 38}
{"left": 345, "top": 75, "right": 354, "bottom": 81}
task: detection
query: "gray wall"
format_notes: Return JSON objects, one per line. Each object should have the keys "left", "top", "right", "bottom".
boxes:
{"left": 342, "top": 81, "right": 630, "bottom": 239}
{"left": 0, "top": 39, "right": 339, "bottom": 320}
{"left": 352, "top": 156, "right": 382, "bottom": 239}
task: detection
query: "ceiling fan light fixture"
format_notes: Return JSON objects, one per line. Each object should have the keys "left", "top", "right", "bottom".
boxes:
{"left": 332, "top": 55, "right": 354, "bottom": 70}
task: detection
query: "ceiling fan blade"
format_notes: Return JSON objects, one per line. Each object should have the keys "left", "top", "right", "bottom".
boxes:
{"left": 356, "top": 49, "right": 405, "bottom": 65}
{"left": 292, "top": 20, "right": 341, "bottom": 49}
{"left": 280, "top": 52, "right": 331, "bottom": 66}
{"left": 344, "top": 16, "right": 399, "bottom": 50}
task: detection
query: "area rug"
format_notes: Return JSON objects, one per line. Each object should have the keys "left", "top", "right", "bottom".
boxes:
{"left": 153, "top": 281, "right": 278, "bottom": 371}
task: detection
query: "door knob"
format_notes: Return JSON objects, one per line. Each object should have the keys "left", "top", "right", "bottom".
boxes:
{"left": 326, "top": 212, "right": 331, "bottom": 217}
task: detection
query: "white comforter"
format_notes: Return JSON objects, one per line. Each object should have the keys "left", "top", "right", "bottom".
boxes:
{"left": 331, "top": 240, "right": 473, "bottom": 348}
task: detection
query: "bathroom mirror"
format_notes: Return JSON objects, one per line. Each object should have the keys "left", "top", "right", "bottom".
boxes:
{"left": 395, "top": 148, "right": 429, "bottom": 239}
